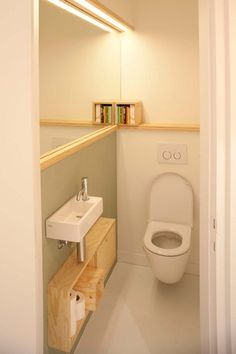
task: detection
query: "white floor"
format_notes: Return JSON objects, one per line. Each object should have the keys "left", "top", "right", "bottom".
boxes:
{"left": 75, "top": 263, "right": 200, "bottom": 354}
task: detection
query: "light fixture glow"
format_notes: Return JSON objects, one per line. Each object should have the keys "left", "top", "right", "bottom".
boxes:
{"left": 73, "top": 0, "right": 130, "bottom": 32}
{"left": 47, "top": 0, "right": 113, "bottom": 32}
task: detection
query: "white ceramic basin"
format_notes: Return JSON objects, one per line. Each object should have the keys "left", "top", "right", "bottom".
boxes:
{"left": 46, "top": 196, "right": 103, "bottom": 242}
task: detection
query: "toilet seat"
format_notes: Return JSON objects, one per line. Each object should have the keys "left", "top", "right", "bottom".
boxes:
{"left": 144, "top": 221, "right": 191, "bottom": 257}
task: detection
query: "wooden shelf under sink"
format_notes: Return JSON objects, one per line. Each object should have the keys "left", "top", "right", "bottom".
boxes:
{"left": 48, "top": 217, "right": 116, "bottom": 353}
{"left": 73, "top": 266, "right": 105, "bottom": 312}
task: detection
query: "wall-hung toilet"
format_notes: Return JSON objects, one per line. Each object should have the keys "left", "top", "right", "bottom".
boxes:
{"left": 144, "top": 172, "right": 193, "bottom": 284}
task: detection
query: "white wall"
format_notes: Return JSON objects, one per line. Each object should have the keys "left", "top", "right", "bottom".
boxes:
{"left": 116, "top": 0, "right": 200, "bottom": 274}
{"left": 117, "top": 130, "right": 199, "bottom": 274}
{"left": 0, "top": 0, "right": 43, "bottom": 353}
{"left": 121, "top": 0, "right": 199, "bottom": 123}
{"left": 40, "top": 1, "right": 121, "bottom": 120}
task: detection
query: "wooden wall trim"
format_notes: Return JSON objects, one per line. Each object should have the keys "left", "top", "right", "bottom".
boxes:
{"left": 118, "top": 123, "right": 200, "bottom": 132}
{"left": 40, "top": 125, "right": 117, "bottom": 171}
{"left": 40, "top": 119, "right": 94, "bottom": 127}
{"left": 40, "top": 120, "right": 200, "bottom": 132}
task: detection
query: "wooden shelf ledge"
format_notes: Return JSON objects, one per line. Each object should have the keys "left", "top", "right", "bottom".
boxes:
{"left": 48, "top": 217, "right": 116, "bottom": 352}
{"left": 73, "top": 266, "right": 105, "bottom": 312}
{"left": 48, "top": 218, "right": 115, "bottom": 291}
{"left": 40, "top": 119, "right": 200, "bottom": 132}
{"left": 40, "top": 119, "right": 95, "bottom": 127}
{"left": 118, "top": 123, "right": 200, "bottom": 132}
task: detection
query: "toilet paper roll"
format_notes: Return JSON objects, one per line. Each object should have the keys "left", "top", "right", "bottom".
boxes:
{"left": 70, "top": 291, "right": 77, "bottom": 337}
{"left": 75, "top": 291, "right": 86, "bottom": 321}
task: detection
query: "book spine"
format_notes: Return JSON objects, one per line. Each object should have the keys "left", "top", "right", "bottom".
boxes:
{"left": 130, "top": 105, "right": 135, "bottom": 125}
{"left": 117, "top": 106, "right": 121, "bottom": 124}
{"left": 108, "top": 106, "right": 112, "bottom": 124}
{"left": 104, "top": 106, "right": 107, "bottom": 124}
{"left": 123, "top": 106, "right": 127, "bottom": 124}
{"left": 101, "top": 105, "right": 104, "bottom": 123}
{"left": 121, "top": 106, "right": 124, "bottom": 124}
{"left": 95, "top": 104, "right": 101, "bottom": 123}
{"left": 126, "top": 106, "right": 130, "bottom": 125}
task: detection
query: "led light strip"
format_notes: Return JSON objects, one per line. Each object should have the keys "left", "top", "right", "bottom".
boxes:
{"left": 47, "top": 0, "right": 113, "bottom": 32}
{"left": 72, "top": 0, "right": 130, "bottom": 32}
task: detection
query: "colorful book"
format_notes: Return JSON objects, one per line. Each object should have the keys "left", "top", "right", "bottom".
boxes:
{"left": 123, "top": 106, "right": 127, "bottom": 124}
{"left": 130, "top": 105, "right": 135, "bottom": 125}
{"left": 95, "top": 104, "right": 101, "bottom": 123}
{"left": 117, "top": 106, "right": 121, "bottom": 124}
{"left": 121, "top": 106, "right": 124, "bottom": 124}
{"left": 104, "top": 106, "right": 107, "bottom": 124}
{"left": 108, "top": 106, "right": 112, "bottom": 124}
{"left": 101, "top": 105, "right": 104, "bottom": 123}
{"left": 126, "top": 106, "right": 130, "bottom": 124}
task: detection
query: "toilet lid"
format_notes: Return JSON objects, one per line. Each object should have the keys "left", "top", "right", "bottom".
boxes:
{"left": 144, "top": 221, "right": 191, "bottom": 256}
{"left": 149, "top": 173, "right": 193, "bottom": 226}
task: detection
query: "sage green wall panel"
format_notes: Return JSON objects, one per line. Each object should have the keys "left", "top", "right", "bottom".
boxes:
{"left": 41, "top": 133, "right": 117, "bottom": 354}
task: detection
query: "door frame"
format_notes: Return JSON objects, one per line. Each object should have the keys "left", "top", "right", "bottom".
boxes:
{"left": 199, "top": 0, "right": 236, "bottom": 352}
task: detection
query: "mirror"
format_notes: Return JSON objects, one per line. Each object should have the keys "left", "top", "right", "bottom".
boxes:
{"left": 39, "top": 0, "right": 121, "bottom": 156}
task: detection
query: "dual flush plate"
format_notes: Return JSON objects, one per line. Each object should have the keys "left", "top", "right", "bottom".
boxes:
{"left": 158, "top": 144, "right": 188, "bottom": 164}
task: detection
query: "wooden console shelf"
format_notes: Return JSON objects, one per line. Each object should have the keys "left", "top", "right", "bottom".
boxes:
{"left": 48, "top": 217, "right": 116, "bottom": 353}
{"left": 74, "top": 266, "right": 105, "bottom": 311}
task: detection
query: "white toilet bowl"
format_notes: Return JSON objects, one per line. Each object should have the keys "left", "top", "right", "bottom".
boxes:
{"left": 144, "top": 221, "right": 191, "bottom": 283}
{"left": 143, "top": 173, "right": 193, "bottom": 284}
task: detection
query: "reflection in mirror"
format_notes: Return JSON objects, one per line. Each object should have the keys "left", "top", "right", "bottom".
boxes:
{"left": 39, "top": 0, "right": 121, "bottom": 156}
{"left": 40, "top": 123, "right": 102, "bottom": 155}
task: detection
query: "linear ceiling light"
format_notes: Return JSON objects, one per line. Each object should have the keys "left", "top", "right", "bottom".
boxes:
{"left": 72, "top": 0, "right": 130, "bottom": 32}
{"left": 47, "top": 0, "right": 113, "bottom": 32}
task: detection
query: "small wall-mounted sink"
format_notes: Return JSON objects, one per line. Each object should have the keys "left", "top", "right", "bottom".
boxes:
{"left": 46, "top": 196, "right": 103, "bottom": 242}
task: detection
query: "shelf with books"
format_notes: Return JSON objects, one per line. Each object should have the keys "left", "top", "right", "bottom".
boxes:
{"left": 93, "top": 102, "right": 115, "bottom": 125}
{"left": 115, "top": 101, "right": 142, "bottom": 126}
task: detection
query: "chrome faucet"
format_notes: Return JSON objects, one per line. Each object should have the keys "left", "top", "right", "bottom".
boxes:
{"left": 77, "top": 177, "right": 89, "bottom": 201}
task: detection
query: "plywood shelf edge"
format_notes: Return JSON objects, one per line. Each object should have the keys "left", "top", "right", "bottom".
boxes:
{"left": 117, "top": 122, "right": 200, "bottom": 132}
{"left": 48, "top": 217, "right": 116, "bottom": 353}
{"left": 48, "top": 218, "right": 115, "bottom": 292}
{"left": 40, "top": 119, "right": 94, "bottom": 127}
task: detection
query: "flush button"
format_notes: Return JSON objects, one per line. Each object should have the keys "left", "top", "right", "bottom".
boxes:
{"left": 173, "top": 152, "right": 181, "bottom": 160}
{"left": 158, "top": 144, "right": 188, "bottom": 164}
{"left": 162, "top": 151, "right": 172, "bottom": 160}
